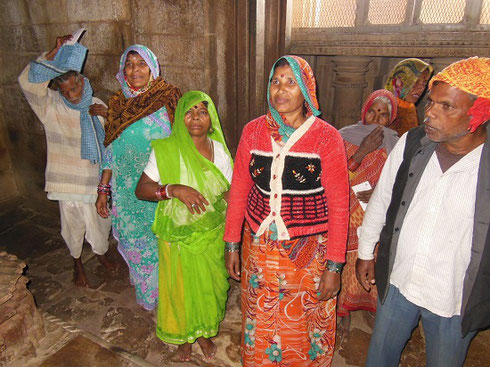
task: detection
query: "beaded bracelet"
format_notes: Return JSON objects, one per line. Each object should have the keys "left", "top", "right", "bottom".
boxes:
{"left": 97, "top": 183, "right": 111, "bottom": 195}
{"left": 326, "top": 260, "right": 344, "bottom": 273}
{"left": 225, "top": 242, "right": 240, "bottom": 253}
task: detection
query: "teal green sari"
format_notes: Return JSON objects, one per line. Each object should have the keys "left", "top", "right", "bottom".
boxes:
{"left": 152, "top": 91, "right": 232, "bottom": 344}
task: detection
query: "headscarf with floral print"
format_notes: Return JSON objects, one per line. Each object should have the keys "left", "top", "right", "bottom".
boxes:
{"left": 384, "top": 58, "right": 433, "bottom": 101}
{"left": 266, "top": 55, "right": 321, "bottom": 143}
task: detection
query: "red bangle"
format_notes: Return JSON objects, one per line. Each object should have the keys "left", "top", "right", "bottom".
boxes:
{"left": 155, "top": 184, "right": 169, "bottom": 201}
{"left": 348, "top": 157, "right": 360, "bottom": 172}
{"left": 97, "top": 183, "right": 111, "bottom": 195}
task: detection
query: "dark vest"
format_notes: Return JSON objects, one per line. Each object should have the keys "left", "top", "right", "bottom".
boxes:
{"left": 376, "top": 125, "right": 490, "bottom": 336}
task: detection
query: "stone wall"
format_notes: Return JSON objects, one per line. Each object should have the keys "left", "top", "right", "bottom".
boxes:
{"left": 0, "top": 0, "right": 238, "bottom": 201}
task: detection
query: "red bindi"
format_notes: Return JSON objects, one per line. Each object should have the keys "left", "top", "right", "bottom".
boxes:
{"left": 280, "top": 74, "right": 285, "bottom": 77}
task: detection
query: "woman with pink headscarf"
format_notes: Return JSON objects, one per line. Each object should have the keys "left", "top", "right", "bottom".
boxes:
{"left": 337, "top": 90, "right": 399, "bottom": 340}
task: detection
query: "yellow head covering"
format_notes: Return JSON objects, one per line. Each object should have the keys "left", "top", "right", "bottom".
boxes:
{"left": 385, "top": 58, "right": 433, "bottom": 100}
{"left": 429, "top": 57, "right": 490, "bottom": 132}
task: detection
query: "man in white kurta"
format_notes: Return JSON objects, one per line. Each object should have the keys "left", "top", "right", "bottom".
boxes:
{"left": 356, "top": 57, "right": 489, "bottom": 367}
{"left": 19, "top": 35, "right": 114, "bottom": 287}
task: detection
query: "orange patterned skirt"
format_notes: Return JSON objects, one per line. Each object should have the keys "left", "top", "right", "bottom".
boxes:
{"left": 241, "top": 222, "right": 336, "bottom": 366}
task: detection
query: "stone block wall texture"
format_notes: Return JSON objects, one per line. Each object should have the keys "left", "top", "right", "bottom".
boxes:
{"left": 0, "top": 0, "right": 237, "bottom": 201}
{"left": 0, "top": 252, "right": 45, "bottom": 364}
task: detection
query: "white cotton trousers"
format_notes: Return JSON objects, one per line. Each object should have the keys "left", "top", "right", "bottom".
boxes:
{"left": 59, "top": 200, "right": 111, "bottom": 258}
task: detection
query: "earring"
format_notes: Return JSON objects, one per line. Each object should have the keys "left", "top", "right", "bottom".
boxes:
{"left": 208, "top": 127, "right": 214, "bottom": 134}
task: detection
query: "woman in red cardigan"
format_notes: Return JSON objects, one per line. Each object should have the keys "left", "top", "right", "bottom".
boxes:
{"left": 224, "top": 56, "right": 349, "bottom": 366}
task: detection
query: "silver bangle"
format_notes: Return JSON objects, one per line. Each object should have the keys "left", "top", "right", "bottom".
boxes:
{"left": 225, "top": 242, "right": 240, "bottom": 252}
{"left": 165, "top": 184, "right": 172, "bottom": 198}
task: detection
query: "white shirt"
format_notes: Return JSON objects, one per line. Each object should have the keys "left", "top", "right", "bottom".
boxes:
{"left": 358, "top": 132, "right": 483, "bottom": 317}
{"left": 144, "top": 139, "right": 233, "bottom": 184}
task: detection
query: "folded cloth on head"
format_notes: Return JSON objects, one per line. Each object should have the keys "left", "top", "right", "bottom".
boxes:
{"left": 28, "top": 43, "right": 88, "bottom": 83}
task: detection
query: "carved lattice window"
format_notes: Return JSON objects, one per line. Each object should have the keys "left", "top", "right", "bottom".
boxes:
{"left": 419, "top": 0, "right": 466, "bottom": 24}
{"left": 368, "top": 0, "right": 408, "bottom": 24}
{"left": 291, "top": 0, "right": 357, "bottom": 28}
{"left": 481, "top": 0, "right": 490, "bottom": 24}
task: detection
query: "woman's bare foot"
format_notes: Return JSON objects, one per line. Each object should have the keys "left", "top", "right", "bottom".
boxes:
{"left": 336, "top": 315, "right": 351, "bottom": 347}
{"left": 177, "top": 343, "right": 192, "bottom": 362}
{"left": 197, "top": 337, "right": 217, "bottom": 359}
{"left": 73, "top": 257, "right": 89, "bottom": 287}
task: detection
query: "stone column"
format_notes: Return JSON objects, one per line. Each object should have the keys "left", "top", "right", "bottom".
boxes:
{"left": 331, "top": 56, "right": 372, "bottom": 129}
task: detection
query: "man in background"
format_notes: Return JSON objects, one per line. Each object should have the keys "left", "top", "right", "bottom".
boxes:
{"left": 19, "top": 35, "right": 116, "bottom": 287}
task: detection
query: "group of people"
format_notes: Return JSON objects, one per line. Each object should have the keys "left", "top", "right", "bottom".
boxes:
{"left": 19, "top": 32, "right": 489, "bottom": 367}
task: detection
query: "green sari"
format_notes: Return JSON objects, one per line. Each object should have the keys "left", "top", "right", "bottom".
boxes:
{"left": 152, "top": 91, "right": 232, "bottom": 344}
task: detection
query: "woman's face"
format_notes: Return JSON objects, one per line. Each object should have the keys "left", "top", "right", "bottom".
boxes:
{"left": 364, "top": 100, "right": 391, "bottom": 126}
{"left": 124, "top": 52, "right": 151, "bottom": 89}
{"left": 184, "top": 102, "right": 211, "bottom": 138}
{"left": 405, "top": 69, "right": 430, "bottom": 103}
{"left": 269, "top": 65, "right": 305, "bottom": 116}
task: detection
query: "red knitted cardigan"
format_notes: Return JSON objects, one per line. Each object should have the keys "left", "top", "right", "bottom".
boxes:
{"left": 224, "top": 115, "right": 349, "bottom": 263}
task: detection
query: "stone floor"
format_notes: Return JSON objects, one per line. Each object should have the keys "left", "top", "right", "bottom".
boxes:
{"left": 1, "top": 196, "right": 489, "bottom": 366}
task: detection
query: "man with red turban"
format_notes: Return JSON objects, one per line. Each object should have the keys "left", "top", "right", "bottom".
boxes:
{"left": 356, "top": 56, "right": 489, "bottom": 367}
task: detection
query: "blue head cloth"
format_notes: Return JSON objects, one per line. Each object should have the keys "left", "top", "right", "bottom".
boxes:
{"left": 28, "top": 43, "right": 88, "bottom": 83}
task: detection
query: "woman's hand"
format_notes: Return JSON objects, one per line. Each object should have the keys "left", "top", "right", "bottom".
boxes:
{"left": 168, "top": 184, "right": 209, "bottom": 214}
{"left": 225, "top": 251, "right": 241, "bottom": 281}
{"left": 352, "top": 126, "right": 384, "bottom": 164}
{"left": 318, "top": 270, "right": 340, "bottom": 301}
{"left": 356, "top": 188, "right": 374, "bottom": 203}
{"left": 89, "top": 103, "right": 108, "bottom": 118}
{"left": 96, "top": 193, "right": 110, "bottom": 218}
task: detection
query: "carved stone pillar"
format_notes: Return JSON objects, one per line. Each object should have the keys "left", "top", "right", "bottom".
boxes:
{"left": 331, "top": 56, "right": 372, "bottom": 129}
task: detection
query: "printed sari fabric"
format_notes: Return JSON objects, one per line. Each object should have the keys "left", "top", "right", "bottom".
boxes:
{"left": 239, "top": 56, "right": 343, "bottom": 366}
{"left": 103, "top": 45, "right": 181, "bottom": 310}
{"left": 241, "top": 223, "right": 336, "bottom": 366}
{"left": 384, "top": 58, "right": 433, "bottom": 136}
{"left": 336, "top": 141, "right": 386, "bottom": 316}
{"left": 152, "top": 91, "right": 232, "bottom": 344}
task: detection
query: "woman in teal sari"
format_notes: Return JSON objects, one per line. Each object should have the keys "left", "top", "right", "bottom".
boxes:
{"left": 96, "top": 45, "right": 182, "bottom": 310}
{"left": 135, "top": 91, "right": 233, "bottom": 361}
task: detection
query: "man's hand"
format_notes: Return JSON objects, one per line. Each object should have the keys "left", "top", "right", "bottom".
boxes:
{"left": 318, "top": 270, "right": 340, "bottom": 300}
{"left": 356, "top": 258, "right": 376, "bottom": 292}
{"left": 89, "top": 104, "right": 108, "bottom": 118}
{"left": 46, "top": 35, "right": 73, "bottom": 61}
{"left": 225, "top": 251, "right": 241, "bottom": 281}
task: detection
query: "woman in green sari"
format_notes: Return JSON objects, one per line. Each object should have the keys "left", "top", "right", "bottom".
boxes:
{"left": 135, "top": 91, "right": 233, "bottom": 361}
